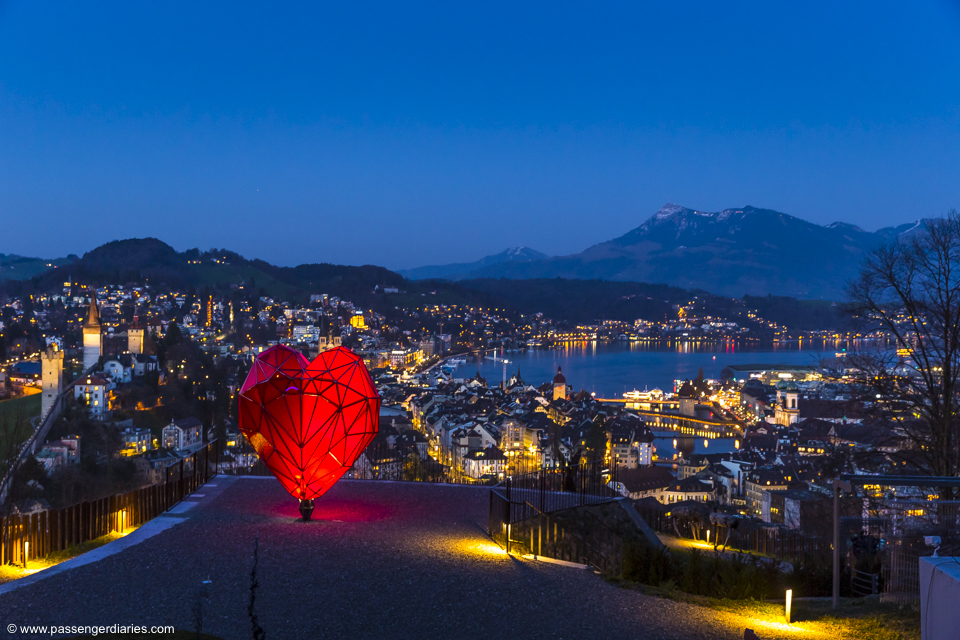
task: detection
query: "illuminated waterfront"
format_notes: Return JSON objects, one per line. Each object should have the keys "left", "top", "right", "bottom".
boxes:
{"left": 468, "top": 339, "right": 845, "bottom": 398}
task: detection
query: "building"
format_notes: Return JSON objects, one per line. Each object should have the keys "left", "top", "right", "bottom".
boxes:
{"left": 613, "top": 466, "right": 675, "bottom": 500}
{"left": 419, "top": 338, "right": 436, "bottom": 359}
{"left": 390, "top": 349, "right": 421, "bottom": 369}
{"left": 134, "top": 449, "right": 182, "bottom": 485}
{"left": 501, "top": 416, "right": 545, "bottom": 460}
{"left": 162, "top": 417, "right": 203, "bottom": 452}
{"left": 292, "top": 324, "right": 319, "bottom": 343}
{"left": 120, "top": 427, "right": 153, "bottom": 457}
{"left": 103, "top": 353, "right": 158, "bottom": 383}
{"left": 552, "top": 367, "right": 567, "bottom": 401}
{"left": 74, "top": 374, "right": 112, "bottom": 419}
{"left": 659, "top": 475, "right": 716, "bottom": 504}
{"left": 610, "top": 422, "right": 654, "bottom": 469}
{"left": 40, "top": 343, "right": 63, "bottom": 420}
{"left": 9, "top": 361, "right": 41, "bottom": 384}
{"left": 745, "top": 467, "right": 795, "bottom": 518}
{"left": 82, "top": 295, "right": 102, "bottom": 371}
{"left": 773, "top": 380, "right": 800, "bottom": 426}
{"left": 677, "top": 381, "right": 697, "bottom": 417}
{"left": 463, "top": 446, "right": 506, "bottom": 480}
{"left": 35, "top": 435, "right": 80, "bottom": 472}
{"left": 127, "top": 319, "right": 144, "bottom": 354}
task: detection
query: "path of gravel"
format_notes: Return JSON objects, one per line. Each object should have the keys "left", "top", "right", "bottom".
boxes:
{"left": 0, "top": 478, "right": 815, "bottom": 640}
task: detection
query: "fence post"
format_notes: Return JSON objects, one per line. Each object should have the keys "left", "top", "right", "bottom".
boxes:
{"left": 539, "top": 470, "right": 545, "bottom": 513}
{"left": 489, "top": 491, "right": 493, "bottom": 537}
{"left": 539, "top": 512, "right": 543, "bottom": 558}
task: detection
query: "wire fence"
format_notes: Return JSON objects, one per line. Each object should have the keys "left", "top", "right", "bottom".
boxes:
{"left": 868, "top": 498, "right": 960, "bottom": 604}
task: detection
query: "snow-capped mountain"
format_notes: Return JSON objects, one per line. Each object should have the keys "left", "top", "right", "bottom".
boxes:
{"left": 403, "top": 204, "right": 931, "bottom": 299}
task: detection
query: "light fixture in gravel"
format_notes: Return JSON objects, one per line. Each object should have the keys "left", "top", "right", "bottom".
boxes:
{"left": 238, "top": 344, "right": 381, "bottom": 520}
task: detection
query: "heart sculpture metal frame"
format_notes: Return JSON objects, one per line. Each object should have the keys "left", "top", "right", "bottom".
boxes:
{"left": 238, "top": 344, "right": 380, "bottom": 519}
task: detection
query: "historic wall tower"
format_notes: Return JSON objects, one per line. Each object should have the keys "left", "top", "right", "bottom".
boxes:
{"left": 41, "top": 343, "right": 64, "bottom": 420}
{"left": 128, "top": 316, "right": 144, "bottom": 354}
{"left": 82, "top": 295, "right": 102, "bottom": 371}
{"left": 552, "top": 367, "right": 567, "bottom": 401}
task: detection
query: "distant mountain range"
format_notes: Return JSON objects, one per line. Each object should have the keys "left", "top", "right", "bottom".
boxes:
{"left": 401, "top": 204, "right": 929, "bottom": 299}
{"left": 398, "top": 247, "right": 548, "bottom": 280}
{"left": 0, "top": 237, "right": 855, "bottom": 329}
{"left": 0, "top": 238, "right": 408, "bottom": 310}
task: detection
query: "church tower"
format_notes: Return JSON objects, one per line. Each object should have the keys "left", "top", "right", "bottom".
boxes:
{"left": 82, "top": 294, "right": 102, "bottom": 371}
{"left": 552, "top": 367, "right": 567, "bottom": 401}
{"left": 128, "top": 315, "right": 144, "bottom": 355}
{"left": 41, "top": 343, "right": 63, "bottom": 420}
{"left": 775, "top": 380, "right": 800, "bottom": 426}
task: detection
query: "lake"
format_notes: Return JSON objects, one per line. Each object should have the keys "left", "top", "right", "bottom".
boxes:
{"left": 461, "top": 340, "right": 841, "bottom": 398}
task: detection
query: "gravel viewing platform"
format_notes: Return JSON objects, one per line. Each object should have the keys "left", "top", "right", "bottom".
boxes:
{"left": 0, "top": 478, "right": 820, "bottom": 639}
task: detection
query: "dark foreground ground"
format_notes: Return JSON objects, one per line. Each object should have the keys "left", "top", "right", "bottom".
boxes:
{"left": 0, "top": 478, "right": 813, "bottom": 640}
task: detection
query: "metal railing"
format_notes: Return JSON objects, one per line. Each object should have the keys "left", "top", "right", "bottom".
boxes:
{"left": 852, "top": 568, "right": 879, "bottom": 597}
{"left": 489, "top": 493, "right": 625, "bottom": 574}
{"left": 1, "top": 440, "right": 219, "bottom": 567}
{"left": 488, "top": 460, "right": 621, "bottom": 557}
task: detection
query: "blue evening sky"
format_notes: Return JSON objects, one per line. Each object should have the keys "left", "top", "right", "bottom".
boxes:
{"left": 1, "top": 2, "right": 959, "bottom": 269}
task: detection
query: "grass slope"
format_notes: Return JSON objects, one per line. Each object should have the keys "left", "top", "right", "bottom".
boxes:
{"left": 0, "top": 393, "right": 41, "bottom": 452}
{"left": 0, "top": 257, "right": 73, "bottom": 281}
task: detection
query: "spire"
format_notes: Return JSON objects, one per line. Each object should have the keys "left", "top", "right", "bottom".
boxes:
{"left": 130, "top": 302, "right": 141, "bottom": 329}
{"left": 84, "top": 294, "right": 101, "bottom": 329}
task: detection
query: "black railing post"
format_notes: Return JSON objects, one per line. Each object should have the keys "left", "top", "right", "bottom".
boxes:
{"left": 489, "top": 491, "right": 493, "bottom": 537}
{"left": 539, "top": 469, "right": 545, "bottom": 513}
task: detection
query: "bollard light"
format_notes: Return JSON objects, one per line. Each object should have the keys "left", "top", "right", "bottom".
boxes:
{"left": 706, "top": 529, "right": 711, "bottom": 544}
{"left": 23, "top": 541, "right": 29, "bottom": 569}
{"left": 785, "top": 588, "right": 793, "bottom": 624}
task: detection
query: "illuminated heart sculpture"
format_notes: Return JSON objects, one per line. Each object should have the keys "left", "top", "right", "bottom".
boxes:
{"left": 238, "top": 344, "right": 380, "bottom": 518}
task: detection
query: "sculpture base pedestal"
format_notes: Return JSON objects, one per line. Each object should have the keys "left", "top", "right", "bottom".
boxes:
{"left": 299, "top": 499, "right": 315, "bottom": 521}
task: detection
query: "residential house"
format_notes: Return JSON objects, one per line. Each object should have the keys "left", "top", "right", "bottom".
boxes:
{"left": 74, "top": 374, "right": 114, "bottom": 419}
{"left": 463, "top": 446, "right": 506, "bottom": 480}
{"left": 162, "top": 417, "right": 203, "bottom": 452}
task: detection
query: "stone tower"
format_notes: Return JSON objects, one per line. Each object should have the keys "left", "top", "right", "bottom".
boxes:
{"left": 552, "top": 367, "right": 567, "bottom": 401}
{"left": 82, "top": 294, "right": 102, "bottom": 371}
{"left": 128, "top": 315, "right": 144, "bottom": 355}
{"left": 41, "top": 343, "right": 64, "bottom": 420}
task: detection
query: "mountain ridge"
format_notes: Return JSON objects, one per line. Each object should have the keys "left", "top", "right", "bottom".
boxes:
{"left": 0, "top": 237, "right": 855, "bottom": 330}
{"left": 398, "top": 246, "right": 548, "bottom": 280}
{"left": 403, "top": 204, "right": 932, "bottom": 299}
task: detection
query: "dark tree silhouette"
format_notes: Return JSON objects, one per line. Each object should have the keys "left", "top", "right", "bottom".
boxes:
{"left": 847, "top": 212, "right": 960, "bottom": 481}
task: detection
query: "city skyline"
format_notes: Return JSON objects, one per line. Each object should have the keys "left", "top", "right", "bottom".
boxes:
{"left": 1, "top": 2, "right": 959, "bottom": 269}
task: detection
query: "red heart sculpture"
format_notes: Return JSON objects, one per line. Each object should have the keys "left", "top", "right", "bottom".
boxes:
{"left": 238, "top": 344, "right": 380, "bottom": 501}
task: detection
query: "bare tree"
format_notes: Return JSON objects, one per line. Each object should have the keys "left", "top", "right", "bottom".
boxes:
{"left": 847, "top": 212, "right": 960, "bottom": 481}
